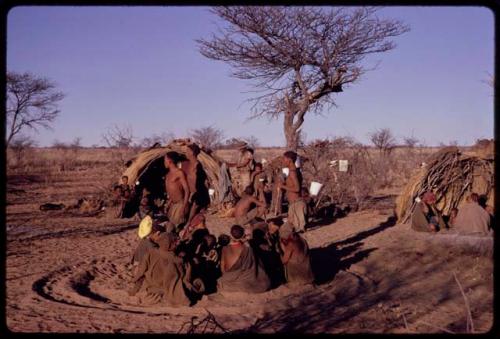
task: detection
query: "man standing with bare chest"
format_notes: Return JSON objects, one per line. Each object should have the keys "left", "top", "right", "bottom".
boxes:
{"left": 164, "top": 151, "right": 190, "bottom": 230}
{"left": 181, "top": 144, "right": 210, "bottom": 224}
{"left": 279, "top": 151, "right": 307, "bottom": 233}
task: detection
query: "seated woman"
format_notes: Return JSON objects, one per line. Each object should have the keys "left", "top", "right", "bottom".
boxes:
{"left": 411, "top": 191, "right": 445, "bottom": 232}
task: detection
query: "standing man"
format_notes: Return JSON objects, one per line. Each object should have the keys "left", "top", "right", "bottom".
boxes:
{"left": 228, "top": 143, "right": 255, "bottom": 197}
{"left": 279, "top": 151, "right": 307, "bottom": 233}
{"left": 182, "top": 144, "right": 210, "bottom": 223}
{"left": 164, "top": 151, "right": 190, "bottom": 230}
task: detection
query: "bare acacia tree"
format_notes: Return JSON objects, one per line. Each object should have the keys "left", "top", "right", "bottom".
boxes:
{"left": 6, "top": 71, "right": 65, "bottom": 147}
{"left": 102, "top": 124, "right": 135, "bottom": 148}
{"left": 403, "top": 135, "right": 419, "bottom": 148}
{"left": 140, "top": 132, "right": 175, "bottom": 148}
{"left": 190, "top": 126, "right": 224, "bottom": 150}
{"left": 198, "top": 7, "right": 409, "bottom": 150}
{"left": 370, "top": 128, "right": 396, "bottom": 155}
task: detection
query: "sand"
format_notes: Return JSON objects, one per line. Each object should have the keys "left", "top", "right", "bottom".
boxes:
{"left": 6, "top": 170, "right": 493, "bottom": 333}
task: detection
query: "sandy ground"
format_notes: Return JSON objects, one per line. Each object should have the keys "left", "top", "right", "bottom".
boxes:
{"left": 6, "top": 170, "right": 494, "bottom": 333}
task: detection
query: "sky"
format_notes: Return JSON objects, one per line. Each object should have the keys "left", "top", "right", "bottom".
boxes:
{"left": 6, "top": 6, "right": 494, "bottom": 147}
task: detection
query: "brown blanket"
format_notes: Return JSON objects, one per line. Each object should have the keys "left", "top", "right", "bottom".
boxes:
{"left": 453, "top": 202, "right": 492, "bottom": 236}
{"left": 218, "top": 245, "right": 270, "bottom": 293}
{"left": 132, "top": 248, "right": 190, "bottom": 307}
{"left": 285, "top": 237, "right": 314, "bottom": 285}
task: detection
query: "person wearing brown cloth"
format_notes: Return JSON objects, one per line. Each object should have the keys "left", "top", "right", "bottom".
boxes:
{"left": 129, "top": 232, "right": 190, "bottom": 307}
{"left": 181, "top": 143, "right": 210, "bottom": 224}
{"left": 279, "top": 151, "right": 307, "bottom": 233}
{"left": 218, "top": 225, "right": 270, "bottom": 293}
{"left": 279, "top": 224, "right": 314, "bottom": 286}
{"left": 164, "top": 151, "right": 190, "bottom": 230}
{"left": 411, "top": 191, "right": 446, "bottom": 232}
{"left": 453, "top": 193, "right": 492, "bottom": 236}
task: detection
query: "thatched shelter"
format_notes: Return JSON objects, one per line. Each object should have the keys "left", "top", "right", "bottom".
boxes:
{"left": 395, "top": 145, "right": 494, "bottom": 223}
{"left": 118, "top": 139, "right": 234, "bottom": 217}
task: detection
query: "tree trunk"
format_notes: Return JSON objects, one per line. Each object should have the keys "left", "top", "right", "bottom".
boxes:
{"left": 284, "top": 110, "right": 299, "bottom": 151}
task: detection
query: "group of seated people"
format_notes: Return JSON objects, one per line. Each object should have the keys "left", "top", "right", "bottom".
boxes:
{"left": 127, "top": 212, "right": 315, "bottom": 307}
{"left": 411, "top": 191, "right": 494, "bottom": 236}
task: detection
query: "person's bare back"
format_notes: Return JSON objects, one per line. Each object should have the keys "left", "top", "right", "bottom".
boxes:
{"left": 234, "top": 187, "right": 266, "bottom": 218}
{"left": 221, "top": 242, "right": 244, "bottom": 272}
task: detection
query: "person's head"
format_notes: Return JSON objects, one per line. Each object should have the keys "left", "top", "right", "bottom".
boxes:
{"left": 268, "top": 217, "right": 284, "bottom": 235}
{"left": 217, "top": 234, "right": 231, "bottom": 247}
{"left": 478, "top": 194, "right": 488, "bottom": 208}
{"left": 204, "top": 234, "right": 217, "bottom": 249}
{"left": 187, "top": 143, "right": 201, "bottom": 158}
{"left": 192, "top": 228, "right": 210, "bottom": 243}
{"left": 156, "top": 232, "right": 177, "bottom": 252}
{"left": 230, "top": 225, "right": 245, "bottom": 241}
{"left": 114, "top": 185, "right": 122, "bottom": 194}
{"left": 450, "top": 208, "right": 458, "bottom": 218}
{"left": 149, "top": 222, "right": 166, "bottom": 242}
{"left": 121, "top": 176, "right": 129, "bottom": 185}
{"left": 243, "top": 185, "right": 254, "bottom": 196}
{"left": 422, "top": 191, "right": 436, "bottom": 205}
{"left": 279, "top": 223, "right": 294, "bottom": 241}
{"left": 246, "top": 147, "right": 254, "bottom": 154}
{"left": 254, "top": 162, "right": 263, "bottom": 172}
{"left": 164, "top": 151, "right": 181, "bottom": 168}
{"left": 252, "top": 228, "right": 266, "bottom": 241}
{"left": 283, "top": 151, "right": 297, "bottom": 167}
{"left": 138, "top": 215, "right": 153, "bottom": 239}
{"left": 468, "top": 193, "right": 479, "bottom": 203}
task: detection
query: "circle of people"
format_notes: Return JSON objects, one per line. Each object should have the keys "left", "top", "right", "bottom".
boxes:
{"left": 121, "top": 143, "right": 315, "bottom": 307}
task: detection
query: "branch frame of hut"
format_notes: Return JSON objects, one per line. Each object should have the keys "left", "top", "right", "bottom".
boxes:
{"left": 395, "top": 146, "right": 494, "bottom": 223}
{"left": 118, "top": 139, "right": 235, "bottom": 218}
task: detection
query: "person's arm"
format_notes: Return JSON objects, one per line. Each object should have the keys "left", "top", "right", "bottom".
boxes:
{"left": 132, "top": 252, "right": 150, "bottom": 283}
{"left": 220, "top": 248, "right": 227, "bottom": 272}
{"left": 177, "top": 171, "right": 190, "bottom": 208}
{"left": 280, "top": 241, "right": 293, "bottom": 265}
{"left": 250, "top": 196, "right": 266, "bottom": 208}
{"left": 279, "top": 173, "right": 300, "bottom": 194}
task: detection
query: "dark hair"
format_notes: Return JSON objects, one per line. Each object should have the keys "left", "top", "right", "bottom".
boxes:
{"left": 217, "top": 234, "right": 230, "bottom": 247}
{"left": 204, "top": 234, "right": 216, "bottom": 247}
{"left": 469, "top": 193, "right": 479, "bottom": 203}
{"left": 478, "top": 194, "right": 488, "bottom": 208}
{"left": 246, "top": 147, "right": 254, "bottom": 154}
{"left": 269, "top": 217, "right": 284, "bottom": 227}
{"left": 283, "top": 151, "right": 297, "bottom": 163}
{"left": 121, "top": 175, "right": 128, "bottom": 180}
{"left": 152, "top": 223, "right": 165, "bottom": 234}
{"left": 188, "top": 143, "right": 201, "bottom": 156}
{"left": 230, "top": 225, "right": 245, "bottom": 239}
{"left": 254, "top": 162, "right": 263, "bottom": 169}
{"left": 244, "top": 185, "right": 254, "bottom": 195}
{"left": 165, "top": 151, "right": 181, "bottom": 164}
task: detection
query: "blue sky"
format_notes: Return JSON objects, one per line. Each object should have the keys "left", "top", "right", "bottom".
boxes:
{"left": 7, "top": 6, "right": 494, "bottom": 147}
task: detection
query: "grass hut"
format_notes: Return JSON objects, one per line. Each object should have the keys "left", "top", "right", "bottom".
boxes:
{"left": 395, "top": 145, "right": 494, "bottom": 223}
{"left": 119, "top": 139, "right": 233, "bottom": 217}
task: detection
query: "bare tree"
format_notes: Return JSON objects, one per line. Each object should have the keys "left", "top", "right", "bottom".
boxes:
{"left": 8, "top": 135, "right": 37, "bottom": 165}
{"left": 370, "top": 128, "right": 396, "bottom": 155}
{"left": 198, "top": 7, "right": 409, "bottom": 150}
{"left": 6, "top": 71, "right": 65, "bottom": 147}
{"left": 190, "top": 126, "right": 224, "bottom": 150}
{"left": 102, "top": 124, "right": 135, "bottom": 148}
{"left": 140, "top": 132, "right": 175, "bottom": 148}
{"left": 244, "top": 135, "right": 260, "bottom": 149}
{"left": 403, "top": 135, "right": 419, "bottom": 148}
